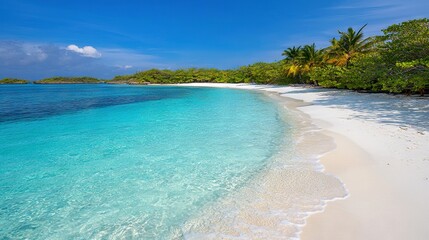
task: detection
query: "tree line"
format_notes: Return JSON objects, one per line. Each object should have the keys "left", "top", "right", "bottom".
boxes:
{"left": 111, "top": 61, "right": 289, "bottom": 85}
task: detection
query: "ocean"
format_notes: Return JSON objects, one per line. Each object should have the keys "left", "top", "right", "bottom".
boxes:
{"left": 0, "top": 84, "right": 289, "bottom": 239}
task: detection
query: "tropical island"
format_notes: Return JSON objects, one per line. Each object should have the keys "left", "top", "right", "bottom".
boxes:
{"left": 1, "top": 5, "right": 429, "bottom": 238}
{"left": 0, "top": 78, "right": 29, "bottom": 84}
{"left": 3, "top": 18, "right": 427, "bottom": 96}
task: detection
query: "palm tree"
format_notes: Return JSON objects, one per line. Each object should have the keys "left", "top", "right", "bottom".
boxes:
{"left": 283, "top": 44, "right": 324, "bottom": 83}
{"left": 282, "top": 46, "right": 302, "bottom": 62}
{"left": 282, "top": 46, "right": 303, "bottom": 79}
{"left": 327, "top": 24, "right": 373, "bottom": 67}
{"left": 299, "top": 44, "right": 324, "bottom": 85}
{"left": 300, "top": 43, "right": 324, "bottom": 71}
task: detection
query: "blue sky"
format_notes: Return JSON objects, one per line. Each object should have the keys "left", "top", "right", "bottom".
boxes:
{"left": 0, "top": 0, "right": 428, "bottom": 80}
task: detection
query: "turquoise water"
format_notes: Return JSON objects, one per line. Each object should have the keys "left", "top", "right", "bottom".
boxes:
{"left": 0, "top": 84, "right": 287, "bottom": 239}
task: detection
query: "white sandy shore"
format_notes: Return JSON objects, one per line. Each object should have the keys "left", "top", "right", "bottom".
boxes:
{"left": 177, "top": 83, "right": 429, "bottom": 239}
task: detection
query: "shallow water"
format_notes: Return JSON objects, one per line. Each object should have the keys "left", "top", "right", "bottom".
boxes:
{"left": 0, "top": 84, "right": 289, "bottom": 239}
{"left": 180, "top": 94, "right": 347, "bottom": 239}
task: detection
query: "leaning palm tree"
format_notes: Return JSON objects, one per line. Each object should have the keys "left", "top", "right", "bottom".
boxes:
{"left": 327, "top": 24, "right": 373, "bottom": 67}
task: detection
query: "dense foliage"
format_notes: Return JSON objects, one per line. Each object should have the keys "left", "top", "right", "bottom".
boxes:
{"left": 305, "top": 18, "right": 429, "bottom": 95}
{"left": 109, "top": 62, "right": 293, "bottom": 85}
{"left": 0, "top": 78, "right": 28, "bottom": 84}
{"left": 34, "top": 77, "right": 103, "bottom": 84}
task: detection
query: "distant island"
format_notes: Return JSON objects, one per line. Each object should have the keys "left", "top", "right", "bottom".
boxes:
{"left": 0, "top": 78, "right": 29, "bottom": 84}
{"left": 34, "top": 77, "right": 104, "bottom": 84}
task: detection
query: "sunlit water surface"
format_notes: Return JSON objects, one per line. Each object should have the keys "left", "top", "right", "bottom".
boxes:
{"left": 0, "top": 84, "right": 287, "bottom": 239}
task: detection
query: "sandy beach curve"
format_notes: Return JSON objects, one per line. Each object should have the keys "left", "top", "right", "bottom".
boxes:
{"left": 177, "top": 83, "right": 429, "bottom": 240}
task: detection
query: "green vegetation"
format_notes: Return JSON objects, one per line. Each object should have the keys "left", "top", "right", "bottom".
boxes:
{"left": 0, "top": 78, "right": 29, "bottom": 84}
{"left": 305, "top": 18, "right": 429, "bottom": 95}
{"left": 34, "top": 77, "right": 103, "bottom": 84}
{"left": 282, "top": 43, "right": 324, "bottom": 84}
{"left": 109, "top": 62, "right": 292, "bottom": 85}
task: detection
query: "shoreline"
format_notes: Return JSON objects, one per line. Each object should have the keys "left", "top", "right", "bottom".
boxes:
{"left": 176, "top": 83, "right": 429, "bottom": 239}
{"left": 177, "top": 84, "right": 348, "bottom": 239}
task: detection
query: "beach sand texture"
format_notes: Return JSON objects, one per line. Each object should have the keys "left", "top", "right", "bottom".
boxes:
{"left": 179, "top": 83, "right": 429, "bottom": 240}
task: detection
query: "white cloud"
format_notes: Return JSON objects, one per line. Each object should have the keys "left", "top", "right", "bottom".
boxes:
{"left": 0, "top": 41, "right": 105, "bottom": 80}
{"left": 22, "top": 44, "right": 48, "bottom": 61}
{"left": 0, "top": 41, "right": 49, "bottom": 65}
{"left": 0, "top": 41, "right": 167, "bottom": 80}
{"left": 115, "top": 65, "right": 133, "bottom": 69}
{"left": 66, "top": 44, "right": 101, "bottom": 58}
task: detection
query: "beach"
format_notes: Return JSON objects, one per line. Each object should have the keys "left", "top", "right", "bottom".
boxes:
{"left": 1, "top": 83, "right": 428, "bottom": 239}
{"left": 179, "top": 83, "right": 429, "bottom": 239}
{"left": 2, "top": 0, "right": 428, "bottom": 238}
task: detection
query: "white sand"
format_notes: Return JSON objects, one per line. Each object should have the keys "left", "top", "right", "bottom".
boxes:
{"left": 176, "top": 83, "right": 429, "bottom": 239}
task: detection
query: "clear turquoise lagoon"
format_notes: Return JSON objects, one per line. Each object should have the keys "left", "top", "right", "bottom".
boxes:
{"left": 0, "top": 84, "right": 288, "bottom": 239}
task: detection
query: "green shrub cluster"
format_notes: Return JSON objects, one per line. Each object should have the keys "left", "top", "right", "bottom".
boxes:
{"left": 110, "top": 62, "right": 292, "bottom": 85}
{"left": 304, "top": 18, "right": 429, "bottom": 95}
